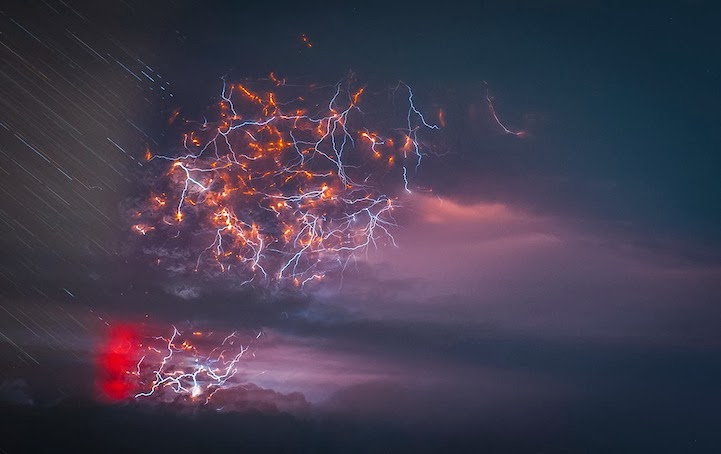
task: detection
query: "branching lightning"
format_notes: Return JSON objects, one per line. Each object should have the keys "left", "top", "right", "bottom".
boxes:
{"left": 132, "top": 327, "right": 254, "bottom": 404}
{"left": 132, "top": 76, "right": 440, "bottom": 287}
{"left": 98, "top": 324, "right": 262, "bottom": 404}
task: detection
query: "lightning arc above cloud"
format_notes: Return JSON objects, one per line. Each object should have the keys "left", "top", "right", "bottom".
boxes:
{"left": 131, "top": 76, "right": 440, "bottom": 288}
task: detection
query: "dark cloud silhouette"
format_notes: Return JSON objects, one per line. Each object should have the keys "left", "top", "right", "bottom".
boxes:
{"left": 0, "top": 378, "right": 34, "bottom": 406}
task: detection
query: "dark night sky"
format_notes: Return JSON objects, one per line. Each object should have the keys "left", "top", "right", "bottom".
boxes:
{"left": 1, "top": 1, "right": 720, "bottom": 452}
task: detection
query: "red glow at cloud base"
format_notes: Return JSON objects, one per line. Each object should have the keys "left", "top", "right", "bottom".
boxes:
{"left": 96, "top": 324, "right": 140, "bottom": 401}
